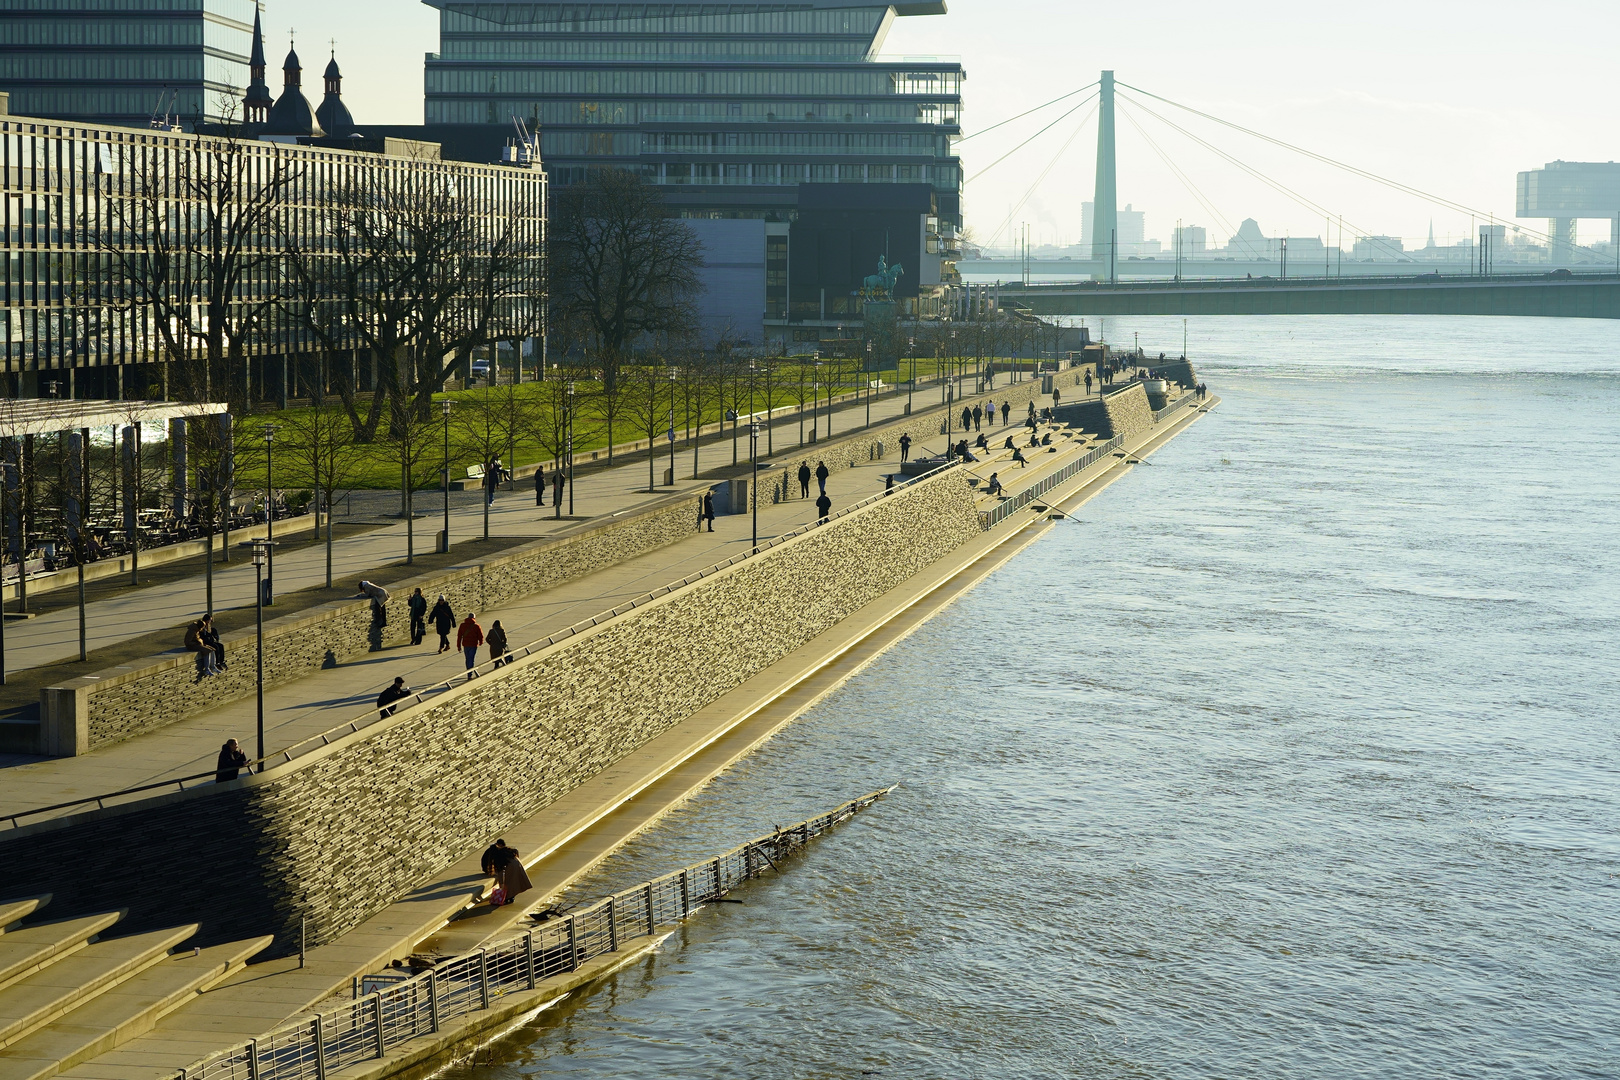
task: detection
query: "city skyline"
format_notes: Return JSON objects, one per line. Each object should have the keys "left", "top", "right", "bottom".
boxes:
{"left": 271, "top": 0, "right": 1619, "bottom": 251}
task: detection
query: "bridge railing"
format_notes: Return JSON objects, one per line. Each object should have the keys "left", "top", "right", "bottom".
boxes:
{"left": 1010, "top": 270, "right": 1620, "bottom": 291}
{"left": 176, "top": 788, "right": 893, "bottom": 1080}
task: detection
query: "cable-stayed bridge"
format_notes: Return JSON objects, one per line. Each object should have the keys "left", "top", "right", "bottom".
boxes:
{"left": 968, "top": 72, "right": 1620, "bottom": 319}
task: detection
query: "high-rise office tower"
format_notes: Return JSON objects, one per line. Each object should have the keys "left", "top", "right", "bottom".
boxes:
{"left": 0, "top": 0, "right": 261, "bottom": 129}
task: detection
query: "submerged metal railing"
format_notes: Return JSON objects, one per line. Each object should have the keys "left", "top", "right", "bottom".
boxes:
{"left": 178, "top": 787, "right": 893, "bottom": 1080}
{"left": 1152, "top": 390, "right": 1200, "bottom": 424}
{"left": 978, "top": 435, "right": 1125, "bottom": 530}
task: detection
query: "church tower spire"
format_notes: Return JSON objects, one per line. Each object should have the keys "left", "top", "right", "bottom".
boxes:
{"left": 243, "top": 7, "right": 272, "bottom": 125}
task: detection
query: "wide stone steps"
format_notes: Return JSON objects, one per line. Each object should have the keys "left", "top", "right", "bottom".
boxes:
{"left": 0, "top": 936, "right": 272, "bottom": 1080}
{"left": 0, "top": 916, "right": 124, "bottom": 994}
{"left": 0, "top": 903, "right": 48, "bottom": 936}
{"left": 0, "top": 925, "right": 197, "bottom": 1049}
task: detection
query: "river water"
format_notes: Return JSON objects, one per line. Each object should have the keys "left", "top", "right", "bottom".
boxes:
{"left": 463, "top": 316, "right": 1620, "bottom": 1079}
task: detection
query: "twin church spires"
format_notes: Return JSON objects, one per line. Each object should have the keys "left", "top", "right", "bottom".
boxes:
{"left": 243, "top": 7, "right": 356, "bottom": 138}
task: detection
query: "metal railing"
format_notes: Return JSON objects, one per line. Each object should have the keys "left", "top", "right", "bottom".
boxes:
{"left": 978, "top": 435, "right": 1124, "bottom": 530}
{"left": 1, "top": 463, "right": 960, "bottom": 831}
{"left": 1152, "top": 390, "right": 1200, "bottom": 424}
{"left": 176, "top": 788, "right": 894, "bottom": 1080}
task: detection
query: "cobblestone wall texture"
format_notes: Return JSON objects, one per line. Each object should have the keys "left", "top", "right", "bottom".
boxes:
{"left": 77, "top": 495, "right": 701, "bottom": 750}
{"left": 0, "top": 470, "right": 982, "bottom": 957}
{"left": 1103, "top": 383, "right": 1155, "bottom": 441}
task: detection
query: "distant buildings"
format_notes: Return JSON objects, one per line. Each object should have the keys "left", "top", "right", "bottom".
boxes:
{"left": 1516, "top": 160, "right": 1620, "bottom": 260}
{"left": 0, "top": 0, "right": 258, "bottom": 129}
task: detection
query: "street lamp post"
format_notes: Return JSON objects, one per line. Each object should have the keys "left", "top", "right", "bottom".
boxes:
{"left": 261, "top": 425, "right": 276, "bottom": 605}
{"left": 864, "top": 341, "right": 873, "bottom": 427}
{"left": 441, "top": 400, "right": 452, "bottom": 554}
{"left": 812, "top": 356, "right": 822, "bottom": 443}
{"left": 668, "top": 367, "right": 678, "bottom": 486}
{"left": 251, "top": 538, "right": 273, "bottom": 763}
{"left": 907, "top": 337, "right": 916, "bottom": 415}
{"left": 566, "top": 382, "right": 576, "bottom": 517}
{"left": 749, "top": 420, "right": 760, "bottom": 553}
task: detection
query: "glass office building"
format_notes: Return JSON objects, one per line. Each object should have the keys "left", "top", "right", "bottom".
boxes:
{"left": 0, "top": 0, "right": 260, "bottom": 129}
{"left": 422, "top": 2, "right": 964, "bottom": 339}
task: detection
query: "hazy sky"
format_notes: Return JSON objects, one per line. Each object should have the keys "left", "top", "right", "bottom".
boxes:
{"left": 277, "top": 0, "right": 1619, "bottom": 251}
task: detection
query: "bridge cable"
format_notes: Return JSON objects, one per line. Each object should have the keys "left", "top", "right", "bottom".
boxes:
{"left": 1117, "top": 80, "right": 1556, "bottom": 247}
{"left": 958, "top": 81, "right": 1099, "bottom": 143}
{"left": 1115, "top": 105, "right": 1251, "bottom": 259}
{"left": 1117, "top": 93, "right": 1407, "bottom": 262}
{"left": 984, "top": 100, "right": 1100, "bottom": 248}
{"left": 966, "top": 90, "right": 1098, "bottom": 184}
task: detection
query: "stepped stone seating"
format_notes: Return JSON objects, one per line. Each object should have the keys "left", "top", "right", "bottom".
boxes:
{"left": 0, "top": 898, "right": 270, "bottom": 1080}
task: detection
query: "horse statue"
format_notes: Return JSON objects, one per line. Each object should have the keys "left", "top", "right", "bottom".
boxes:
{"left": 861, "top": 256, "right": 905, "bottom": 300}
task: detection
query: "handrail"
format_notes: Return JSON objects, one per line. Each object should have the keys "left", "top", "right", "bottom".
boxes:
{"left": 978, "top": 434, "right": 1124, "bottom": 531}
{"left": 1152, "top": 390, "right": 1200, "bottom": 423}
{"left": 176, "top": 787, "right": 896, "bottom": 1080}
{"left": 0, "top": 462, "right": 962, "bottom": 831}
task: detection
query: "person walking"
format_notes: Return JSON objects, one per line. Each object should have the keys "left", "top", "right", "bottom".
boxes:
{"left": 429, "top": 594, "right": 455, "bottom": 654}
{"left": 701, "top": 491, "right": 716, "bottom": 532}
{"left": 376, "top": 677, "right": 410, "bottom": 718}
{"left": 797, "top": 461, "right": 812, "bottom": 498}
{"left": 484, "top": 461, "right": 500, "bottom": 507}
{"left": 1001, "top": 400, "right": 1011, "bottom": 425}
{"left": 408, "top": 588, "right": 428, "bottom": 646}
{"left": 1052, "top": 386, "right": 1061, "bottom": 407}
{"left": 960, "top": 405, "right": 972, "bottom": 433}
{"left": 815, "top": 460, "right": 829, "bottom": 495}
{"left": 815, "top": 491, "right": 832, "bottom": 523}
{"left": 215, "top": 738, "right": 249, "bottom": 783}
{"left": 1085, "top": 369, "right": 1094, "bottom": 394}
{"left": 972, "top": 404, "right": 983, "bottom": 431}
{"left": 457, "top": 613, "right": 485, "bottom": 677}
{"left": 898, "top": 433, "right": 912, "bottom": 462}
{"left": 186, "top": 619, "right": 219, "bottom": 677}
{"left": 487, "top": 620, "right": 509, "bottom": 668}
{"left": 534, "top": 466, "right": 546, "bottom": 507}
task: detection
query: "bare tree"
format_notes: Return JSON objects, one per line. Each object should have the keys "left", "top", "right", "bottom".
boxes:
{"left": 518, "top": 355, "right": 598, "bottom": 520}
{"left": 93, "top": 96, "right": 300, "bottom": 409}
{"left": 452, "top": 382, "right": 532, "bottom": 540}
{"left": 276, "top": 406, "right": 365, "bottom": 588}
{"left": 550, "top": 169, "right": 702, "bottom": 462}
{"left": 622, "top": 355, "right": 682, "bottom": 494}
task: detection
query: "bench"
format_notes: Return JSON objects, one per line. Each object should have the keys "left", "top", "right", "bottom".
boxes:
{"left": 465, "top": 464, "right": 486, "bottom": 481}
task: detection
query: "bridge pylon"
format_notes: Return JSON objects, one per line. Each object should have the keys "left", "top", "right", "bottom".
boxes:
{"left": 1090, "top": 70, "right": 1118, "bottom": 281}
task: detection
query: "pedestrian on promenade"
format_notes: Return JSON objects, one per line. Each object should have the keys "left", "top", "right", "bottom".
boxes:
{"left": 408, "top": 588, "right": 428, "bottom": 646}
{"left": 898, "top": 433, "right": 912, "bottom": 462}
{"left": 1052, "top": 387, "right": 1061, "bottom": 407}
{"left": 359, "top": 580, "right": 390, "bottom": 628}
{"left": 186, "top": 619, "right": 219, "bottom": 678}
{"left": 798, "top": 461, "right": 812, "bottom": 498}
{"left": 376, "top": 677, "right": 410, "bottom": 718}
{"left": 481, "top": 840, "right": 530, "bottom": 906}
{"left": 457, "top": 613, "right": 485, "bottom": 677}
{"left": 987, "top": 472, "right": 1003, "bottom": 497}
{"left": 701, "top": 492, "right": 715, "bottom": 532}
{"left": 429, "top": 594, "right": 455, "bottom": 654}
{"left": 972, "top": 404, "right": 983, "bottom": 431}
{"left": 960, "top": 405, "right": 972, "bottom": 432}
{"left": 484, "top": 461, "right": 500, "bottom": 507}
{"left": 200, "top": 614, "right": 226, "bottom": 672}
{"left": 1085, "top": 369, "right": 1094, "bottom": 394}
{"left": 815, "top": 460, "right": 829, "bottom": 494}
{"left": 487, "top": 620, "right": 509, "bottom": 668}
{"left": 534, "top": 466, "right": 546, "bottom": 507}
{"left": 551, "top": 468, "right": 565, "bottom": 509}
{"left": 815, "top": 491, "right": 832, "bottom": 523}
{"left": 215, "top": 738, "right": 249, "bottom": 783}
{"left": 1002, "top": 401, "right": 1011, "bottom": 426}
{"left": 1027, "top": 401, "right": 1036, "bottom": 422}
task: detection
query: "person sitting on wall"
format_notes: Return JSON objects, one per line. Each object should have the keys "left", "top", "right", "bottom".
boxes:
{"left": 1041, "top": 432, "right": 1054, "bottom": 446}
{"left": 987, "top": 473, "right": 1004, "bottom": 497}
{"left": 1011, "top": 447, "right": 1029, "bottom": 468}
{"left": 975, "top": 433, "right": 988, "bottom": 451}
{"left": 1004, "top": 436, "right": 1017, "bottom": 451}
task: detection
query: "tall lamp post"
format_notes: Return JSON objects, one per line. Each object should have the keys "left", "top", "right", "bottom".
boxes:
{"left": 749, "top": 420, "right": 760, "bottom": 553}
{"left": 439, "top": 400, "right": 452, "bottom": 554}
{"left": 261, "top": 425, "right": 276, "bottom": 605}
{"left": 907, "top": 337, "right": 916, "bottom": 415}
{"left": 566, "top": 381, "right": 576, "bottom": 516}
{"left": 667, "top": 367, "right": 678, "bottom": 486}
{"left": 812, "top": 356, "right": 822, "bottom": 443}
{"left": 864, "top": 341, "right": 873, "bottom": 427}
{"left": 251, "top": 538, "right": 274, "bottom": 763}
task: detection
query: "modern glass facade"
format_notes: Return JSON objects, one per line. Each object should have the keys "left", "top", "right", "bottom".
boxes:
{"left": 0, "top": 0, "right": 260, "bottom": 129}
{"left": 0, "top": 109, "right": 546, "bottom": 397}
{"left": 421, "top": 2, "right": 964, "bottom": 222}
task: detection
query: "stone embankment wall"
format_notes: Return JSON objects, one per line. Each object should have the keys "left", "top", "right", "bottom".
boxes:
{"left": 46, "top": 493, "right": 702, "bottom": 754}
{"left": 1052, "top": 382, "right": 1155, "bottom": 441}
{"left": 2, "top": 469, "right": 983, "bottom": 956}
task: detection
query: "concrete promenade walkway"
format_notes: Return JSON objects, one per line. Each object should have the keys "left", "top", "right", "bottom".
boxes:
{"left": 0, "top": 395, "right": 1063, "bottom": 819}
{"left": 0, "top": 375, "right": 1030, "bottom": 676}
